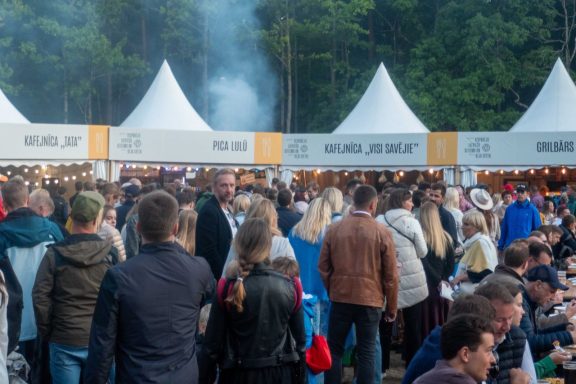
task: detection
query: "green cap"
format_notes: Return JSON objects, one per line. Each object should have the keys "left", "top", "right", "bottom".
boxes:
{"left": 71, "top": 191, "right": 105, "bottom": 222}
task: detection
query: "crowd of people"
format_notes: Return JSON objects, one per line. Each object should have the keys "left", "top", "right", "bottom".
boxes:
{"left": 1, "top": 170, "right": 576, "bottom": 383}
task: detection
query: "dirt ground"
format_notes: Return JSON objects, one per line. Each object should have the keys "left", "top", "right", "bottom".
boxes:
{"left": 342, "top": 350, "right": 406, "bottom": 384}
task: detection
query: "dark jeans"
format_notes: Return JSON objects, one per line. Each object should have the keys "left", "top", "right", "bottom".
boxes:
{"left": 403, "top": 301, "right": 423, "bottom": 367}
{"left": 324, "top": 302, "right": 381, "bottom": 384}
{"left": 379, "top": 314, "right": 393, "bottom": 372}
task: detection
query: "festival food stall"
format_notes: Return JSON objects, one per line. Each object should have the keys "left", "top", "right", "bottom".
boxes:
{"left": 110, "top": 60, "right": 282, "bottom": 187}
{"left": 465, "top": 59, "right": 576, "bottom": 193}
{"left": 0, "top": 87, "right": 108, "bottom": 194}
{"left": 280, "top": 63, "right": 448, "bottom": 189}
{"left": 0, "top": 122, "right": 109, "bottom": 191}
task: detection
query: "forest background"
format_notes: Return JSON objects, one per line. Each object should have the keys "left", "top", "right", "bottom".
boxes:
{"left": 1, "top": 0, "right": 575, "bottom": 134}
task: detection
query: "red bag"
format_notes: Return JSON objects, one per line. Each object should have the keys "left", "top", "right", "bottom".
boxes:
{"left": 306, "top": 334, "right": 332, "bottom": 374}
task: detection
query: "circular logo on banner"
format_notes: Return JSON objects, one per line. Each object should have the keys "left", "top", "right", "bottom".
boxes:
{"left": 482, "top": 143, "right": 490, "bottom": 152}
{"left": 300, "top": 144, "right": 308, "bottom": 153}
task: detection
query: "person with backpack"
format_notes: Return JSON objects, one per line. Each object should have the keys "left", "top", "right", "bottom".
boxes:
{"left": 33, "top": 191, "right": 118, "bottom": 383}
{"left": 199, "top": 218, "right": 306, "bottom": 384}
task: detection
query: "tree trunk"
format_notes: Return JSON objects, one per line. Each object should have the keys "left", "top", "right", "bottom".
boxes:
{"left": 106, "top": 72, "right": 112, "bottom": 124}
{"left": 331, "top": 14, "right": 337, "bottom": 104}
{"left": 294, "top": 35, "right": 299, "bottom": 134}
{"left": 368, "top": 10, "right": 375, "bottom": 60}
{"left": 286, "top": 11, "right": 292, "bottom": 134}
{"left": 141, "top": 6, "right": 148, "bottom": 61}
{"left": 64, "top": 84, "right": 69, "bottom": 124}
{"left": 202, "top": 10, "right": 210, "bottom": 121}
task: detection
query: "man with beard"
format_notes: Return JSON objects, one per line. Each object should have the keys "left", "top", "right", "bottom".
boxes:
{"left": 196, "top": 168, "right": 238, "bottom": 278}
{"left": 428, "top": 183, "right": 458, "bottom": 248}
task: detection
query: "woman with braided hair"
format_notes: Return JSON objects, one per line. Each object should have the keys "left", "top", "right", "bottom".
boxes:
{"left": 199, "top": 218, "right": 306, "bottom": 384}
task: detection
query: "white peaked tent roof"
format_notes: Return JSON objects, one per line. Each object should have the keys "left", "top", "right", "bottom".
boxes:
{"left": 332, "top": 62, "right": 429, "bottom": 134}
{"left": 121, "top": 60, "right": 212, "bottom": 131}
{"left": 510, "top": 58, "right": 576, "bottom": 132}
{"left": 0, "top": 88, "right": 29, "bottom": 123}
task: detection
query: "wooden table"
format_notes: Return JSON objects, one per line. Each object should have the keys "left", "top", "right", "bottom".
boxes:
{"left": 565, "top": 280, "right": 576, "bottom": 300}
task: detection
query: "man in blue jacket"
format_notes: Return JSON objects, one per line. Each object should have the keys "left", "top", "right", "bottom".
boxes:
{"left": 0, "top": 176, "right": 63, "bottom": 371}
{"left": 403, "top": 294, "right": 496, "bottom": 384}
{"left": 85, "top": 190, "right": 214, "bottom": 384}
{"left": 520, "top": 265, "right": 576, "bottom": 355}
{"left": 498, "top": 184, "right": 542, "bottom": 251}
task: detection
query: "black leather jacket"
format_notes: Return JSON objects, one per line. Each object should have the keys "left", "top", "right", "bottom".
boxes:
{"left": 199, "top": 263, "right": 306, "bottom": 383}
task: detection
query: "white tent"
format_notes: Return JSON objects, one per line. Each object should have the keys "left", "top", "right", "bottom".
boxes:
{"left": 121, "top": 60, "right": 212, "bottom": 131}
{"left": 0, "top": 88, "right": 29, "bottom": 124}
{"left": 510, "top": 58, "right": 576, "bottom": 132}
{"left": 332, "top": 62, "right": 429, "bottom": 134}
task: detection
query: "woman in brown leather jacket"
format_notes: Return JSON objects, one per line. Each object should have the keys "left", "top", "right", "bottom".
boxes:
{"left": 199, "top": 218, "right": 306, "bottom": 384}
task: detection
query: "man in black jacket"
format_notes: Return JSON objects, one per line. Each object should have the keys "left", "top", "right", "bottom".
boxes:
{"left": 196, "top": 168, "right": 237, "bottom": 278}
{"left": 429, "top": 183, "right": 459, "bottom": 247}
{"left": 276, "top": 188, "right": 302, "bottom": 237}
{"left": 85, "top": 190, "right": 214, "bottom": 384}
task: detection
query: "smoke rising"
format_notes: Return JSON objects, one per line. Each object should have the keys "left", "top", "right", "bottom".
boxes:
{"left": 205, "top": 0, "right": 276, "bottom": 132}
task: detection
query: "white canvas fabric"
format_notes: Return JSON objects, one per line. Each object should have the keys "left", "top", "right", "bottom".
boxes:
{"left": 510, "top": 58, "right": 576, "bottom": 132}
{"left": 121, "top": 60, "right": 213, "bottom": 131}
{"left": 0, "top": 88, "right": 29, "bottom": 124}
{"left": 332, "top": 62, "right": 429, "bottom": 134}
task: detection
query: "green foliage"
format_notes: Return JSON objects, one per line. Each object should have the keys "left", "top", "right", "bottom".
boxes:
{"left": 0, "top": 0, "right": 575, "bottom": 131}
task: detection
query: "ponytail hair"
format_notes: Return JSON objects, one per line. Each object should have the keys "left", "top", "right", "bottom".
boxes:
{"left": 0, "top": 271, "right": 6, "bottom": 307}
{"left": 224, "top": 218, "right": 272, "bottom": 312}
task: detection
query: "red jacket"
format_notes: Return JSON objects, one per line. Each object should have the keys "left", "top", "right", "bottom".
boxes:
{"left": 0, "top": 195, "right": 6, "bottom": 222}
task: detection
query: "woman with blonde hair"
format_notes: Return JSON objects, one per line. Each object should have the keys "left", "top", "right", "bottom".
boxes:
{"left": 419, "top": 202, "right": 454, "bottom": 338}
{"left": 451, "top": 211, "right": 497, "bottom": 292}
{"left": 232, "top": 194, "right": 251, "bottom": 225}
{"left": 176, "top": 209, "right": 198, "bottom": 256}
{"left": 443, "top": 187, "right": 464, "bottom": 245}
{"left": 289, "top": 198, "right": 332, "bottom": 338}
{"left": 199, "top": 218, "right": 306, "bottom": 384}
{"left": 321, "top": 187, "right": 344, "bottom": 222}
{"left": 97, "top": 205, "right": 126, "bottom": 261}
{"left": 222, "top": 199, "right": 295, "bottom": 276}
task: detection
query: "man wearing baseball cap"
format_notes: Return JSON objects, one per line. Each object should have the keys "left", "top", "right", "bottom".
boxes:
{"left": 520, "top": 264, "right": 576, "bottom": 355}
{"left": 33, "top": 191, "right": 119, "bottom": 382}
{"left": 498, "top": 184, "right": 542, "bottom": 251}
{"left": 116, "top": 182, "right": 141, "bottom": 231}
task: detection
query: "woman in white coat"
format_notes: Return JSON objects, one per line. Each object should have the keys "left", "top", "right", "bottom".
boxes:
{"left": 377, "top": 188, "right": 428, "bottom": 366}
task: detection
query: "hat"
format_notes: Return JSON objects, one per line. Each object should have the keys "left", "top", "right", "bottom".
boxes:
{"left": 124, "top": 184, "right": 141, "bottom": 198}
{"left": 516, "top": 184, "right": 527, "bottom": 193}
{"left": 525, "top": 265, "right": 569, "bottom": 291}
{"left": 470, "top": 188, "right": 493, "bottom": 211}
{"left": 71, "top": 191, "right": 105, "bottom": 223}
{"left": 121, "top": 182, "right": 132, "bottom": 189}
{"left": 503, "top": 184, "right": 514, "bottom": 192}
